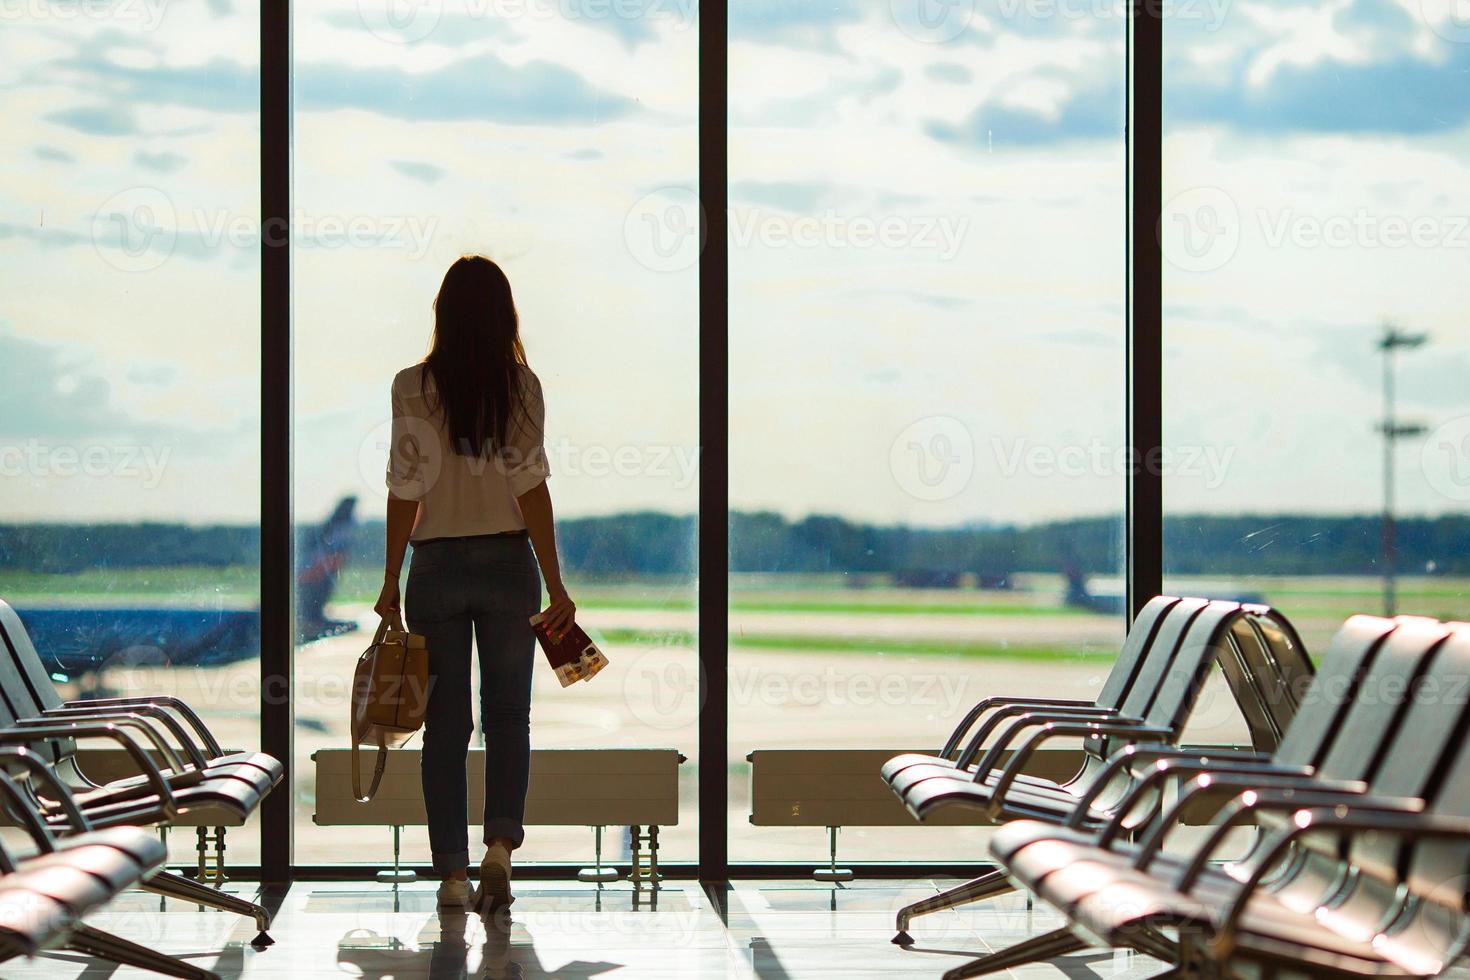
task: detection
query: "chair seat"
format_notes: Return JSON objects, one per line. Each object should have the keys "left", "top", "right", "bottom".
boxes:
{"left": 0, "top": 888, "right": 72, "bottom": 957}
{"left": 906, "top": 773, "right": 1096, "bottom": 823}
{"left": 212, "top": 750, "right": 284, "bottom": 785}
{"left": 65, "top": 772, "right": 262, "bottom": 828}
{"left": 997, "top": 827, "right": 1440, "bottom": 977}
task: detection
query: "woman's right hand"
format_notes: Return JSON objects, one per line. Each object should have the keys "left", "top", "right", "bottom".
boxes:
{"left": 540, "top": 588, "right": 576, "bottom": 640}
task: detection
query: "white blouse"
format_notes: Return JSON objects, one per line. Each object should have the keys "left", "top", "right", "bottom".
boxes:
{"left": 385, "top": 363, "right": 551, "bottom": 541}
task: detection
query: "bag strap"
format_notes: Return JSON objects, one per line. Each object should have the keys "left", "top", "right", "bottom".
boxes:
{"left": 370, "top": 610, "right": 406, "bottom": 647}
{"left": 351, "top": 732, "right": 390, "bottom": 803}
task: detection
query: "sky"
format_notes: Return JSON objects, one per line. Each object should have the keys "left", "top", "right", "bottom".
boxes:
{"left": 1, "top": 0, "right": 1469, "bottom": 528}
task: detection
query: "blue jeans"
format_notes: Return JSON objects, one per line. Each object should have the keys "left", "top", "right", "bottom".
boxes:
{"left": 405, "top": 532, "right": 540, "bottom": 874}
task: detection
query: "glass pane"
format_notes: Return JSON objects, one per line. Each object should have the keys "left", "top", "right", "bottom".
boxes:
{"left": 0, "top": 6, "right": 261, "bottom": 865}
{"left": 292, "top": 1, "right": 698, "bottom": 866}
{"left": 1162, "top": 3, "right": 1470, "bottom": 651}
{"left": 729, "top": 3, "right": 1127, "bottom": 861}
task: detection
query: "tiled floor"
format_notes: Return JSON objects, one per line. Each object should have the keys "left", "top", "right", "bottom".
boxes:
{"left": 1, "top": 879, "right": 1173, "bottom": 978}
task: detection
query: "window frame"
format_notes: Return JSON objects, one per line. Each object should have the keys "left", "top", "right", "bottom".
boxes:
{"left": 255, "top": 1, "right": 1164, "bottom": 883}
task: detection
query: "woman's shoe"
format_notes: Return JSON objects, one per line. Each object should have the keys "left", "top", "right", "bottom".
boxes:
{"left": 437, "top": 876, "right": 472, "bottom": 910}
{"left": 472, "top": 842, "right": 514, "bottom": 913}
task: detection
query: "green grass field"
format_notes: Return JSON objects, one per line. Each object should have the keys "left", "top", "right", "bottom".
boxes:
{"left": 2, "top": 566, "right": 1465, "bottom": 665}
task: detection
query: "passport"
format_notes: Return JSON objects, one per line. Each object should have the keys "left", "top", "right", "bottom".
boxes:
{"left": 529, "top": 613, "right": 608, "bottom": 687}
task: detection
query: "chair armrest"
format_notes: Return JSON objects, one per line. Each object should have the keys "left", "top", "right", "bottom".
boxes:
{"left": 0, "top": 723, "right": 176, "bottom": 817}
{"left": 0, "top": 747, "right": 93, "bottom": 833}
{"left": 60, "top": 696, "right": 224, "bottom": 758}
{"left": 1214, "top": 801, "right": 1456, "bottom": 951}
{"left": 39, "top": 705, "right": 209, "bottom": 769}
{"left": 1169, "top": 784, "right": 1410, "bottom": 888}
{"left": 955, "top": 704, "right": 1122, "bottom": 768}
{"left": 1064, "top": 745, "right": 1279, "bottom": 832}
{"left": 940, "top": 697, "right": 1100, "bottom": 757}
{"left": 9, "top": 714, "right": 187, "bottom": 775}
{"left": 965, "top": 708, "right": 1140, "bottom": 774}
{"left": 986, "top": 721, "right": 1174, "bottom": 816}
{"left": 1089, "top": 759, "right": 1323, "bottom": 847}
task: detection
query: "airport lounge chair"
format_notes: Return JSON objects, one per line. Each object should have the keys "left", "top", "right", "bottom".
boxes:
{"left": 960, "top": 615, "right": 1470, "bottom": 978}
{"left": 888, "top": 598, "right": 1314, "bottom": 943}
{"left": 0, "top": 746, "right": 222, "bottom": 978}
{"left": 0, "top": 599, "right": 277, "bottom": 945}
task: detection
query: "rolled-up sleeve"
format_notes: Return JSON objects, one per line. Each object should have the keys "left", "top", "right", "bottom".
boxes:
{"left": 503, "top": 371, "right": 550, "bottom": 497}
{"left": 385, "top": 379, "right": 432, "bottom": 500}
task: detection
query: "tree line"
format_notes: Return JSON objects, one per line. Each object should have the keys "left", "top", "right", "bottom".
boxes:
{"left": 2, "top": 511, "right": 1468, "bottom": 578}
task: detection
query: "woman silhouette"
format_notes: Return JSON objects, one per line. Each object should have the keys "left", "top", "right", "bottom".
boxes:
{"left": 376, "top": 255, "right": 576, "bottom": 912}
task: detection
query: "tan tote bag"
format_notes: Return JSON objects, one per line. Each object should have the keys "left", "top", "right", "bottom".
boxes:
{"left": 351, "top": 613, "right": 429, "bottom": 802}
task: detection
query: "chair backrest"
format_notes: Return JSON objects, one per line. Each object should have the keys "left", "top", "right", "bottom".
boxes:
{"left": 1347, "top": 621, "right": 1470, "bottom": 886}
{"left": 1092, "top": 595, "right": 1183, "bottom": 712}
{"left": 1214, "top": 609, "right": 1316, "bottom": 753}
{"left": 1088, "top": 597, "right": 1211, "bottom": 762}
{"left": 1314, "top": 616, "right": 1455, "bottom": 784}
{"left": 1133, "top": 600, "right": 1245, "bottom": 742}
{"left": 0, "top": 602, "right": 77, "bottom": 764}
{"left": 1272, "top": 614, "right": 1397, "bottom": 769}
{"left": 1406, "top": 635, "right": 1470, "bottom": 914}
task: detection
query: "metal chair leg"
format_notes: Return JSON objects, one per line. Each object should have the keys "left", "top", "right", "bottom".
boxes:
{"left": 893, "top": 869, "right": 1016, "bottom": 944}
{"left": 140, "top": 869, "right": 275, "bottom": 947}
{"left": 940, "top": 926, "right": 1088, "bottom": 980}
{"left": 68, "top": 922, "right": 221, "bottom": 980}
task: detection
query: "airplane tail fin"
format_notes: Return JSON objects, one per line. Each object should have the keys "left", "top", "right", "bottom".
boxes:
{"left": 296, "top": 496, "right": 357, "bottom": 627}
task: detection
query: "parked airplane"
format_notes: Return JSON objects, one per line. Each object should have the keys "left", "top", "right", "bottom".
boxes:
{"left": 1064, "top": 563, "right": 1264, "bottom": 614}
{"left": 12, "top": 497, "right": 360, "bottom": 690}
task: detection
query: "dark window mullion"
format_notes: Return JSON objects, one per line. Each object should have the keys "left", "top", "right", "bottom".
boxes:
{"left": 260, "top": 0, "right": 293, "bottom": 884}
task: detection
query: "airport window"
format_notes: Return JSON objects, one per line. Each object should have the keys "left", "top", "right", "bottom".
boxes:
{"left": 1160, "top": 3, "right": 1470, "bottom": 650}
{"left": 289, "top": 2, "right": 700, "bottom": 866}
{"left": 14, "top": 1, "right": 1445, "bottom": 881}
{"left": 727, "top": 4, "right": 1128, "bottom": 861}
{"left": 0, "top": 5, "right": 263, "bottom": 866}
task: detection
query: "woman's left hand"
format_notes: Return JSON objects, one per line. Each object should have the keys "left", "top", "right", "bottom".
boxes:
{"left": 374, "top": 574, "right": 401, "bottom": 620}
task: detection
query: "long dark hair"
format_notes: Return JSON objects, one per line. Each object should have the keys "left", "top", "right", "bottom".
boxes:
{"left": 422, "top": 255, "right": 531, "bottom": 458}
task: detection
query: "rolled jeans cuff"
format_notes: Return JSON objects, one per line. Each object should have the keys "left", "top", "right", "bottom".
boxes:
{"left": 432, "top": 849, "right": 470, "bottom": 875}
{"left": 484, "top": 819, "right": 525, "bottom": 850}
